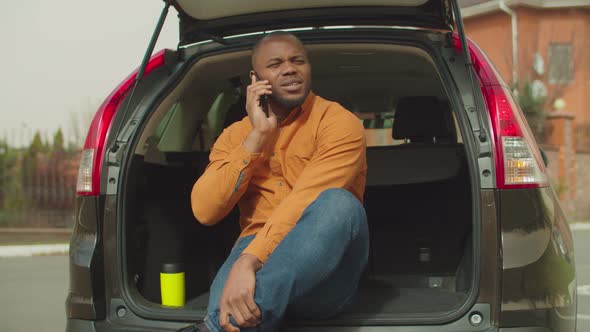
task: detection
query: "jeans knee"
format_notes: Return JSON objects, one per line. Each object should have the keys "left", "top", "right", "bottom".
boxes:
{"left": 315, "top": 188, "right": 366, "bottom": 230}
{"left": 317, "top": 188, "right": 362, "bottom": 212}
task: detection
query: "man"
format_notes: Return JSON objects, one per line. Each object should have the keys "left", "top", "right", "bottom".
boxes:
{"left": 189, "top": 32, "right": 368, "bottom": 332}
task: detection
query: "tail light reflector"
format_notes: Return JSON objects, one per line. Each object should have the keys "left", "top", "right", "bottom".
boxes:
{"left": 503, "top": 137, "right": 544, "bottom": 184}
{"left": 76, "top": 50, "right": 167, "bottom": 196}
{"left": 76, "top": 149, "right": 94, "bottom": 192}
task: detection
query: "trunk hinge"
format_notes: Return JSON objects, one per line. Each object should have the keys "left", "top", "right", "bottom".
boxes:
{"left": 450, "top": 0, "right": 487, "bottom": 144}
{"left": 109, "top": 2, "right": 171, "bottom": 155}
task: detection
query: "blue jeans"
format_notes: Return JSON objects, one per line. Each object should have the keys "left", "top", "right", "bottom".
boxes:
{"left": 204, "top": 188, "right": 369, "bottom": 332}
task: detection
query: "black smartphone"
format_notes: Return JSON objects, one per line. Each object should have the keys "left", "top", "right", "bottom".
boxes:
{"left": 253, "top": 71, "right": 270, "bottom": 116}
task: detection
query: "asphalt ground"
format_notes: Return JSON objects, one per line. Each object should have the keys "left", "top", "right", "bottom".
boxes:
{"left": 0, "top": 255, "right": 68, "bottom": 332}
{"left": 0, "top": 228, "right": 71, "bottom": 245}
{"left": 0, "top": 228, "right": 588, "bottom": 332}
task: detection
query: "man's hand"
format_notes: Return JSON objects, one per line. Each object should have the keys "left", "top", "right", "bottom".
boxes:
{"left": 219, "top": 254, "right": 263, "bottom": 332}
{"left": 242, "top": 74, "right": 278, "bottom": 155}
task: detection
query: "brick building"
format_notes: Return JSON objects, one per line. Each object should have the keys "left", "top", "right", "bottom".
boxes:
{"left": 460, "top": 0, "right": 590, "bottom": 151}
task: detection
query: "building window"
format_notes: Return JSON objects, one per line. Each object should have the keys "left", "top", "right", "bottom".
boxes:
{"left": 548, "top": 43, "right": 573, "bottom": 84}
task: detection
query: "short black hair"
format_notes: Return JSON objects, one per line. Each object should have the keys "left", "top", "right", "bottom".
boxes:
{"left": 251, "top": 31, "right": 306, "bottom": 68}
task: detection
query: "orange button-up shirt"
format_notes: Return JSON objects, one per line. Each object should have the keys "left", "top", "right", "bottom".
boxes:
{"left": 191, "top": 92, "right": 367, "bottom": 264}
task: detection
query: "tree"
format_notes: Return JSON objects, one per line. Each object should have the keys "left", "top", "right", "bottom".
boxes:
{"left": 29, "top": 131, "right": 45, "bottom": 155}
{"left": 53, "top": 128, "right": 65, "bottom": 152}
{"left": 68, "top": 98, "right": 98, "bottom": 150}
{"left": 513, "top": 80, "right": 547, "bottom": 142}
{"left": 0, "top": 139, "right": 26, "bottom": 210}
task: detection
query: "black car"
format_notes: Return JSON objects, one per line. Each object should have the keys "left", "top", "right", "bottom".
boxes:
{"left": 67, "top": 0, "right": 577, "bottom": 331}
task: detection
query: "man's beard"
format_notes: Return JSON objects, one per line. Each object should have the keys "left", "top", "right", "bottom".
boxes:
{"left": 273, "top": 87, "right": 311, "bottom": 110}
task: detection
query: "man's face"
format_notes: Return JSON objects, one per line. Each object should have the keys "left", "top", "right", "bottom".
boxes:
{"left": 252, "top": 36, "right": 311, "bottom": 110}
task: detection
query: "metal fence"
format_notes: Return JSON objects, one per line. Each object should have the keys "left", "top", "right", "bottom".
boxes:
{"left": 0, "top": 147, "right": 80, "bottom": 228}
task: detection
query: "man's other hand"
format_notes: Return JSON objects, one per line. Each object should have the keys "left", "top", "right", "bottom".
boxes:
{"left": 219, "top": 253, "right": 263, "bottom": 332}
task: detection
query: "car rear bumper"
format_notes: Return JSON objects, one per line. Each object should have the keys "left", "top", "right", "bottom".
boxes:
{"left": 67, "top": 319, "right": 559, "bottom": 332}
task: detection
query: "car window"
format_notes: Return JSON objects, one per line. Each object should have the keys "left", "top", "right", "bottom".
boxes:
{"left": 148, "top": 98, "right": 212, "bottom": 154}
{"left": 153, "top": 102, "right": 178, "bottom": 145}
{"left": 155, "top": 101, "right": 196, "bottom": 152}
{"left": 141, "top": 101, "right": 181, "bottom": 157}
{"left": 356, "top": 111, "right": 406, "bottom": 147}
{"left": 206, "top": 90, "right": 240, "bottom": 142}
{"left": 356, "top": 102, "right": 460, "bottom": 147}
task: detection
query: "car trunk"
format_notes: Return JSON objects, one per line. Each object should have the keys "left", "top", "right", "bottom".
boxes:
{"left": 120, "top": 37, "right": 475, "bottom": 323}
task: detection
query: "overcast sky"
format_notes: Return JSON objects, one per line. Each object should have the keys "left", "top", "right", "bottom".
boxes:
{"left": 0, "top": 0, "right": 179, "bottom": 146}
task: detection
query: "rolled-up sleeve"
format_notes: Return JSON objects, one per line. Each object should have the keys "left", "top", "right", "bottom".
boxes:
{"left": 191, "top": 126, "right": 261, "bottom": 225}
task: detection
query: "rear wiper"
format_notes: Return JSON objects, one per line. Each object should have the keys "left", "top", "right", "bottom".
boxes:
{"left": 110, "top": 2, "right": 171, "bottom": 153}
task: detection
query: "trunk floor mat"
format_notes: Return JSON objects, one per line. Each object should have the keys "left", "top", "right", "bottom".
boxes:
{"left": 185, "top": 285, "right": 467, "bottom": 316}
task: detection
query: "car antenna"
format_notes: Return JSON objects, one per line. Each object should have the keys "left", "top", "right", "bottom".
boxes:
{"left": 110, "top": 2, "right": 170, "bottom": 153}
{"left": 451, "top": 0, "right": 487, "bottom": 143}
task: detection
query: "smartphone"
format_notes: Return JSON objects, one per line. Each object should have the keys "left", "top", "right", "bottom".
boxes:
{"left": 253, "top": 71, "right": 270, "bottom": 116}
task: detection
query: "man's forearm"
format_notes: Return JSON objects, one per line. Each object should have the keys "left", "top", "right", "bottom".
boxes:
{"left": 191, "top": 130, "right": 268, "bottom": 225}
{"left": 242, "top": 129, "right": 271, "bottom": 154}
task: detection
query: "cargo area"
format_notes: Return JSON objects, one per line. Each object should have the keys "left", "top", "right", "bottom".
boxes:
{"left": 121, "top": 42, "right": 475, "bottom": 320}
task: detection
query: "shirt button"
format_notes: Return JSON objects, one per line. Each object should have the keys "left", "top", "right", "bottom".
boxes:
{"left": 242, "top": 160, "right": 248, "bottom": 165}
{"left": 271, "top": 152, "right": 276, "bottom": 157}
{"left": 278, "top": 181, "right": 283, "bottom": 186}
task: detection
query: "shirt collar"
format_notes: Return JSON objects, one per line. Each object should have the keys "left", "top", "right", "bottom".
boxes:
{"left": 279, "top": 91, "right": 315, "bottom": 127}
{"left": 300, "top": 90, "right": 316, "bottom": 113}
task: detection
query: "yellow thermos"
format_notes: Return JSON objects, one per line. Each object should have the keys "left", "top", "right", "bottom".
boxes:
{"left": 160, "top": 263, "right": 185, "bottom": 307}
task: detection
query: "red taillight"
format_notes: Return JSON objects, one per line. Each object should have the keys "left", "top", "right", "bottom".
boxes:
{"left": 76, "top": 50, "right": 167, "bottom": 196}
{"left": 452, "top": 35, "right": 548, "bottom": 189}
{"left": 483, "top": 85, "right": 548, "bottom": 188}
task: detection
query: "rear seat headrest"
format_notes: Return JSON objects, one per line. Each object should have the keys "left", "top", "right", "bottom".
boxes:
{"left": 393, "top": 96, "right": 453, "bottom": 142}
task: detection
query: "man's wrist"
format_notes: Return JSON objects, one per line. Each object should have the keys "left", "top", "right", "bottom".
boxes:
{"left": 243, "top": 130, "right": 270, "bottom": 154}
{"left": 238, "top": 253, "right": 263, "bottom": 271}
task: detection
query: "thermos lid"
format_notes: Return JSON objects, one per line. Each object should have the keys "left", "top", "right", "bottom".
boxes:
{"left": 162, "top": 263, "right": 184, "bottom": 273}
